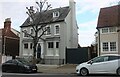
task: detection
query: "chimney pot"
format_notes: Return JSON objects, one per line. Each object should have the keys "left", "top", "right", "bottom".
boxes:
{"left": 5, "top": 18, "right": 11, "bottom": 22}
{"left": 4, "top": 18, "right": 11, "bottom": 30}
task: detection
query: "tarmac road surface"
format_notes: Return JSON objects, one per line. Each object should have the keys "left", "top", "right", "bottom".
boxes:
{"left": 2, "top": 73, "right": 119, "bottom": 77}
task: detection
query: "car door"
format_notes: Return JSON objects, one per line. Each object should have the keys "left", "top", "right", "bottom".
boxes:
{"left": 12, "top": 60, "right": 20, "bottom": 72}
{"left": 106, "top": 56, "right": 120, "bottom": 73}
{"left": 3, "top": 60, "right": 17, "bottom": 72}
{"left": 88, "top": 56, "right": 109, "bottom": 74}
{"left": 2, "top": 60, "right": 13, "bottom": 72}
{"left": 7, "top": 60, "right": 19, "bottom": 72}
{"left": 16, "top": 60, "right": 25, "bottom": 72}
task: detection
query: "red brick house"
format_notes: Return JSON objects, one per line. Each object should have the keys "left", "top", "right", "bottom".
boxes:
{"left": 0, "top": 18, "right": 19, "bottom": 59}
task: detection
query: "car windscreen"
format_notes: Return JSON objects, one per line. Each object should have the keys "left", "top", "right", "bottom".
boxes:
{"left": 17, "top": 58, "right": 30, "bottom": 65}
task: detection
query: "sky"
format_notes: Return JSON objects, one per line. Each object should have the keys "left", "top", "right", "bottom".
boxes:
{"left": 0, "top": 0, "right": 119, "bottom": 47}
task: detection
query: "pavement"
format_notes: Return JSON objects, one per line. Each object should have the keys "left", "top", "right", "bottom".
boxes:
{"left": 36, "top": 64, "right": 77, "bottom": 74}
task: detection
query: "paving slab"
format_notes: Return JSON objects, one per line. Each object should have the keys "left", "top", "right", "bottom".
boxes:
{"left": 36, "top": 64, "right": 77, "bottom": 74}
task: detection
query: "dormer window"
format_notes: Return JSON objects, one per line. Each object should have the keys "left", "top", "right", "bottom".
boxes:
{"left": 53, "top": 11, "right": 59, "bottom": 18}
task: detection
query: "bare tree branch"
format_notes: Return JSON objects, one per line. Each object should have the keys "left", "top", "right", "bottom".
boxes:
{"left": 23, "top": 0, "right": 56, "bottom": 64}
{"left": 22, "top": 30, "right": 34, "bottom": 38}
{"left": 38, "top": 27, "right": 48, "bottom": 39}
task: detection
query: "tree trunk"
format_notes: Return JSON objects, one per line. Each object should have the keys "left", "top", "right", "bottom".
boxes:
{"left": 32, "top": 46, "right": 36, "bottom": 64}
{"left": 32, "top": 38, "right": 38, "bottom": 65}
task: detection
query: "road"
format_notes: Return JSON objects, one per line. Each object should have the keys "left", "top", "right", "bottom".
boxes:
{"left": 2, "top": 73, "right": 74, "bottom": 77}
{"left": 2, "top": 73, "right": 120, "bottom": 77}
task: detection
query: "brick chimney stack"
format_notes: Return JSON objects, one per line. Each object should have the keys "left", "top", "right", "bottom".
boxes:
{"left": 4, "top": 18, "right": 11, "bottom": 30}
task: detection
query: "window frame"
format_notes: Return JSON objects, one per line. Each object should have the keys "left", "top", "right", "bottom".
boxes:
{"left": 102, "top": 42, "right": 109, "bottom": 51}
{"left": 45, "top": 25, "right": 51, "bottom": 35}
{"left": 56, "top": 42, "right": 59, "bottom": 48}
{"left": 102, "top": 28, "right": 108, "bottom": 34}
{"left": 101, "top": 42, "right": 117, "bottom": 52}
{"left": 30, "top": 28, "right": 34, "bottom": 35}
{"left": 24, "top": 43, "right": 28, "bottom": 49}
{"left": 110, "top": 42, "right": 116, "bottom": 51}
{"left": 48, "top": 42, "right": 54, "bottom": 48}
{"left": 54, "top": 24, "right": 60, "bottom": 35}
{"left": 30, "top": 43, "right": 33, "bottom": 49}
{"left": 53, "top": 11, "right": 59, "bottom": 18}
{"left": 23, "top": 29, "right": 29, "bottom": 38}
{"left": 109, "top": 27, "right": 117, "bottom": 33}
{"left": 101, "top": 27, "right": 117, "bottom": 34}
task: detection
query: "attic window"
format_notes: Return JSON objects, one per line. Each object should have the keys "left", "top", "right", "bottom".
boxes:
{"left": 53, "top": 11, "right": 59, "bottom": 18}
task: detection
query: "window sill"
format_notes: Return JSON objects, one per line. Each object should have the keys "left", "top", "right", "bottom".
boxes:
{"left": 45, "top": 55, "right": 59, "bottom": 56}
{"left": 101, "top": 51, "right": 118, "bottom": 54}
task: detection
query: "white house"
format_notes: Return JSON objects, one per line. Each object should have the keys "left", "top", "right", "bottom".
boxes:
{"left": 19, "top": 0, "right": 78, "bottom": 64}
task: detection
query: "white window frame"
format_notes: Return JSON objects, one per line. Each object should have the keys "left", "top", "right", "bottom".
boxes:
{"left": 24, "top": 43, "right": 28, "bottom": 49}
{"left": 30, "top": 28, "right": 34, "bottom": 35}
{"left": 101, "top": 27, "right": 117, "bottom": 34}
{"left": 53, "top": 11, "right": 59, "bottom": 18}
{"left": 110, "top": 42, "right": 117, "bottom": 51}
{"left": 54, "top": 24, "right": 60, "bottom": 35}
{"left": 109, "top": 27, "right": 117, "bottom": 33}
{"left": 30, "top": 43, "right": 33, "bottom": 49}
{"left": 101, "top": 42, "right": 117, "bottom": 52}
{"left": 46, "top": 41, "right": 60, "bottom": 56}
{"left": 46, "top": 41, "right": 54, "bottom": 56}
{"left": 23, "top": 29, "right": 29, "bottom": 38}
{"left": 101, "top": 28, "right": 108, "bottom": 34}
{"left": 54, "top": 41, "right": 59, "bottom": 56}
{"left": 45, "top": 25, "right": 51, "bottom": 36}
{"left": 102, "top": 42, "right": 109, "bottom": 51}
{"left": 55, "top": 42, "right": 59, "bottom": 48}
{"left": 47, "top": 42, "right": 54, "bottom": 48}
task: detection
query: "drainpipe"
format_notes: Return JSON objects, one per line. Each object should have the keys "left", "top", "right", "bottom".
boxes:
{"left": 117, "top": 29, "right": 120, "bottom": 55}
{"left": 98, "top": 29, "right": 101, "bottom": 56}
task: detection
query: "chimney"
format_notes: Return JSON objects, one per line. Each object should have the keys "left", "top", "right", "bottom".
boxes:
{"left": 69, "top": 0, "right": 76, "bottom": 26}
{"left": 69, "top": 0, "right": 76, "bottom": 18}
{"left": 4, "top": 18, "right": 11, "bottom": 30}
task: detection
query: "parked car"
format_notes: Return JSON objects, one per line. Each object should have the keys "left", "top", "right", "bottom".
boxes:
{"left": 76, "top": 54, "right": 120, "bottom": 76}
{"left": 2, "top": 58, "right": 37, "bottom": 73}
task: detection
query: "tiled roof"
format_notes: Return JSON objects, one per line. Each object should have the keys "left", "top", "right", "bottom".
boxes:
{"left": 21, "top": 6, "right": 70, "bottom": 27}
{"left": 2, "top": 29, "right": 19, "bottom": 39}
{"left": 97, "top": 5, "right": 120, "bottom": 28}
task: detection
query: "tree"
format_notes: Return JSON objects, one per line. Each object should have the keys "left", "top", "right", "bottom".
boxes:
{"left": 22, "top": 0, "right": 52, "bottom": 64}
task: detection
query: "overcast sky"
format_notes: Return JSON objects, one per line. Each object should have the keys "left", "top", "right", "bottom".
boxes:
{"left": 0, "top": 0, "right": 119, "bottom": 47}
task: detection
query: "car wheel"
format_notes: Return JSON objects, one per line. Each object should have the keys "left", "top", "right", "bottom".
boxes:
{"left": 117, "top": 68, "right": 120, "bottom": 75}
{"left": 80, "top": 68, "right": 89, "bottom": 76}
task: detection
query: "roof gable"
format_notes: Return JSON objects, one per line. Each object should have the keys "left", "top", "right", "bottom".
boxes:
{"left": 2, "top": 29, "right": 19, "bottom": 39}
